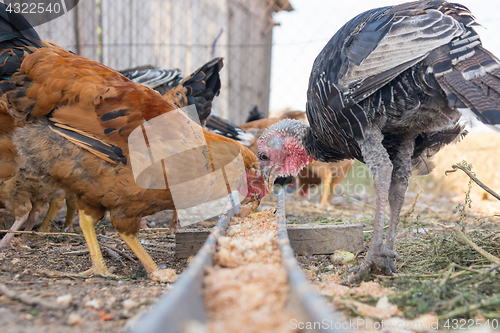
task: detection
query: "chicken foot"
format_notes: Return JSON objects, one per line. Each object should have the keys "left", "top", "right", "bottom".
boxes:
{"left": 119, "top": 233, "right": 176, "bottom": 283}
{"left": 38, "top": 193, "right": 78, "bottom": 232}
{"left": 78, "top": 210, "right": 118, "bottom": 278}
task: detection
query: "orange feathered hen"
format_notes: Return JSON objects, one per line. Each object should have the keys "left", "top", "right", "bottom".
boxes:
{"left": 0, "top": 91, "right": 76, "bottom": 247}
{"left": 0, "top": 6, "right": 265, "bottom": 281}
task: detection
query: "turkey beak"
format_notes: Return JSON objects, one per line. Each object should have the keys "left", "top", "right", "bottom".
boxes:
{"left": 259, "top": 165, "right": 277, "bottom": 192}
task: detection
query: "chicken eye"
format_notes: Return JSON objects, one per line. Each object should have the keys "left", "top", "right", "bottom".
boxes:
{"left": 259, "top": 153, "right": 269, "bottom": 161}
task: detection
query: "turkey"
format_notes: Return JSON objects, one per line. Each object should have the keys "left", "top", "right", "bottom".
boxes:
{"left": 257, "top": 0, "right": 500, "bottom": 283}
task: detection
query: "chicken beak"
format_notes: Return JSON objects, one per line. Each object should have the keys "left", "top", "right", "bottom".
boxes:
{"left": 251, "top": 193, "right": 261, "bottom": 208}
{"left": 259, "top": 165, "right": 277, "bottom": 193}
{"left": 250, "top": 168, "right": 262, "bottom": 205}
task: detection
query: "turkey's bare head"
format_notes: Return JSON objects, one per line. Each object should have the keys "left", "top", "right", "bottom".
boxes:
{"left": 257, "top": 119, "right": 314, "bottom": 191}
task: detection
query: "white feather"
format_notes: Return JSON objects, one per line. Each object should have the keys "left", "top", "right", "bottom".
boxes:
{"left": 458, "top": 108, "right": 500, "bottom": 133}
{"left": 236, "top": 130, "right": 255, "bottom": 146}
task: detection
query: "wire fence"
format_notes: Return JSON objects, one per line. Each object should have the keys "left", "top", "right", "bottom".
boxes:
{"left": 34, "top": 0, "right": 292, "bottom": 125}
{"left": 23, "top": 0, "right": 500, "bottom": 126}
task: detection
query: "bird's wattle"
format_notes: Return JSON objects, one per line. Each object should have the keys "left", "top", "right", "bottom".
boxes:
{"left": 257, "top": 119, "right": 316, "bottom": 191}
{"left": 278, "top": 144, "right": 315, "bottom": 177}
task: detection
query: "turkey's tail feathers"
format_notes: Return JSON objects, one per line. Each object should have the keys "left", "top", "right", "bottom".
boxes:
{"left": 163, "top": 58, "right": 223, "bottom": 125}
{"left": 0, "top": 3, "right": 41, "bottom": 80}
{"left": 436, "top": 46, "right": 500, "bottom": 132}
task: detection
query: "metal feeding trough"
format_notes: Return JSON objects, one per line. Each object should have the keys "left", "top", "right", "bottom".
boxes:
{"left": 130, "top": 189, "right": 350, "bottom": 333}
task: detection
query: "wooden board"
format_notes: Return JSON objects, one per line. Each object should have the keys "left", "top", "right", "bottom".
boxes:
{"left": 175, "top": 229, "right": 211, "bottom": 259}
{"left": 286, "top": 225, "right": 364, "bottom": 256}
{"left": 175, "top": 225, "right": 364, "bottom": 258}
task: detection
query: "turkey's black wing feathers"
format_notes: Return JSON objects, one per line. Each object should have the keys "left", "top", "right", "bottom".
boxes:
{"left": 205, "top": 115, "right": 254, "bottom": 145}
{"left": 305, "top": 0, "right": 500, "bottom": 165}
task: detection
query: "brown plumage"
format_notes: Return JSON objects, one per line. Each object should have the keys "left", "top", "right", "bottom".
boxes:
{"left": 239, "top": 110, "right": 306, "bottom": 153}
{"left": 0, "top": 76, "right": 76, "bottom": 247}
{"left": 0, "top": 7, "right": 265, "bottom": 281}
{"left": 0, "top": 98, "right": 63, "bottom": 247}
{"left": 0, "top": 97, "right": 18, "bottom": 180}
{"left": 298, "top": 160, "right": 354, "bottom": 206}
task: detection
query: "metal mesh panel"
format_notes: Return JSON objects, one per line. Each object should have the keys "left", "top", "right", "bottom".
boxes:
{"left": 34, "top": 0, "right": 290, "bottom": 125}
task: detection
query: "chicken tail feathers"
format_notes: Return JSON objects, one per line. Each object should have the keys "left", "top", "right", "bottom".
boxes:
{"left": 246, "top": 105, "right": 265, "bottom": 123}
{"left": 205, "top": 114, "right": 254, "bottom": 146}
{"left": 164, "top": 58, "right": 223, "bottom": 125}
{"left": 119, "top": 66, "right": 183, "bottom": 95}
{"left": 435, "top": 45, "right": 500, "bottom": 132}
{"left": 0, "top": 3, "right": 41, "bottom": 80}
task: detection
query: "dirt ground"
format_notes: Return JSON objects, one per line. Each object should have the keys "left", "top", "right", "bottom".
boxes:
{"left": 1, "top": 133, "right": 499, "bottom": 332}
{"left": 0, "top": 210, "right": 202, "bottom": 333}
{"left": 1, "top": 186, "right": 499, "bottom": 332}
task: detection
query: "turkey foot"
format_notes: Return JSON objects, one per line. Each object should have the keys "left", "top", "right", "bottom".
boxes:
{"left": 342, "top": 245, "right": 398, "bottom": 285}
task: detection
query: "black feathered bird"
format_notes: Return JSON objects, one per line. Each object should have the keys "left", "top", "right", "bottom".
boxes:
{"left": 120, "top": 58, "right": 223, "bottom": 126}
{"left": 245, "top": 105, "right": 265, "bottom": 123}
{"left": 120, "top": 65, "right": 182, "bottom": 95}
{"left": 257, "top": 0, "right": 500, "bottom": 283}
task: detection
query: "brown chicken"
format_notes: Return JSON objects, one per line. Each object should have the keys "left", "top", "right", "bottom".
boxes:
{"left": 0, "top": 77, "right": 77, "bottom": 247}
{"left": 239, "top": 110, "right": 306, "bottom": 153}
{"left": 0, "top": 8, "right": 265, "bottom": 281}
{"left": 240, "top": 110, "right": 353, "bottom": 205}
{"left": 35, "top": 59, "right": 225, "bottom": 233}
{"left": 297, "top": 160, "right": 354, "bottom": 206}
{"left": 0, "top": 97, "right": 48, "bottom": 246}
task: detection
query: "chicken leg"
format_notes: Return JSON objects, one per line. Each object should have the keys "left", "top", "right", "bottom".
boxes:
{"left": 38, "top": 193, "right": 78, "bottom": 232}
{"left": 119, "top": 232, "right": 176, "bottom": 282}
{"left": 320, "top": 172, "right": 333, "bottom": 206}
{"left": 0, "top": 211, "right": 29, "bottom": 248}
{"left": 37, "top": 192, "right": 65, "bottom": 232}
{"left": 63, "top": 194, "right": 77, "bottom": 231}
{"left": 78, "top": 210, "right": 117, "bottom": 278}
{"left": 327, "top": 162, "right": 354, "bottom": 203}
{"left": 20, "top": 208, "right": 41, "bottom": 243}
{"left": 170, "top": 209, "right": 178, "bottom": 231}
{"left": 344, "top": 129, "right": 397, "bottom": 284}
